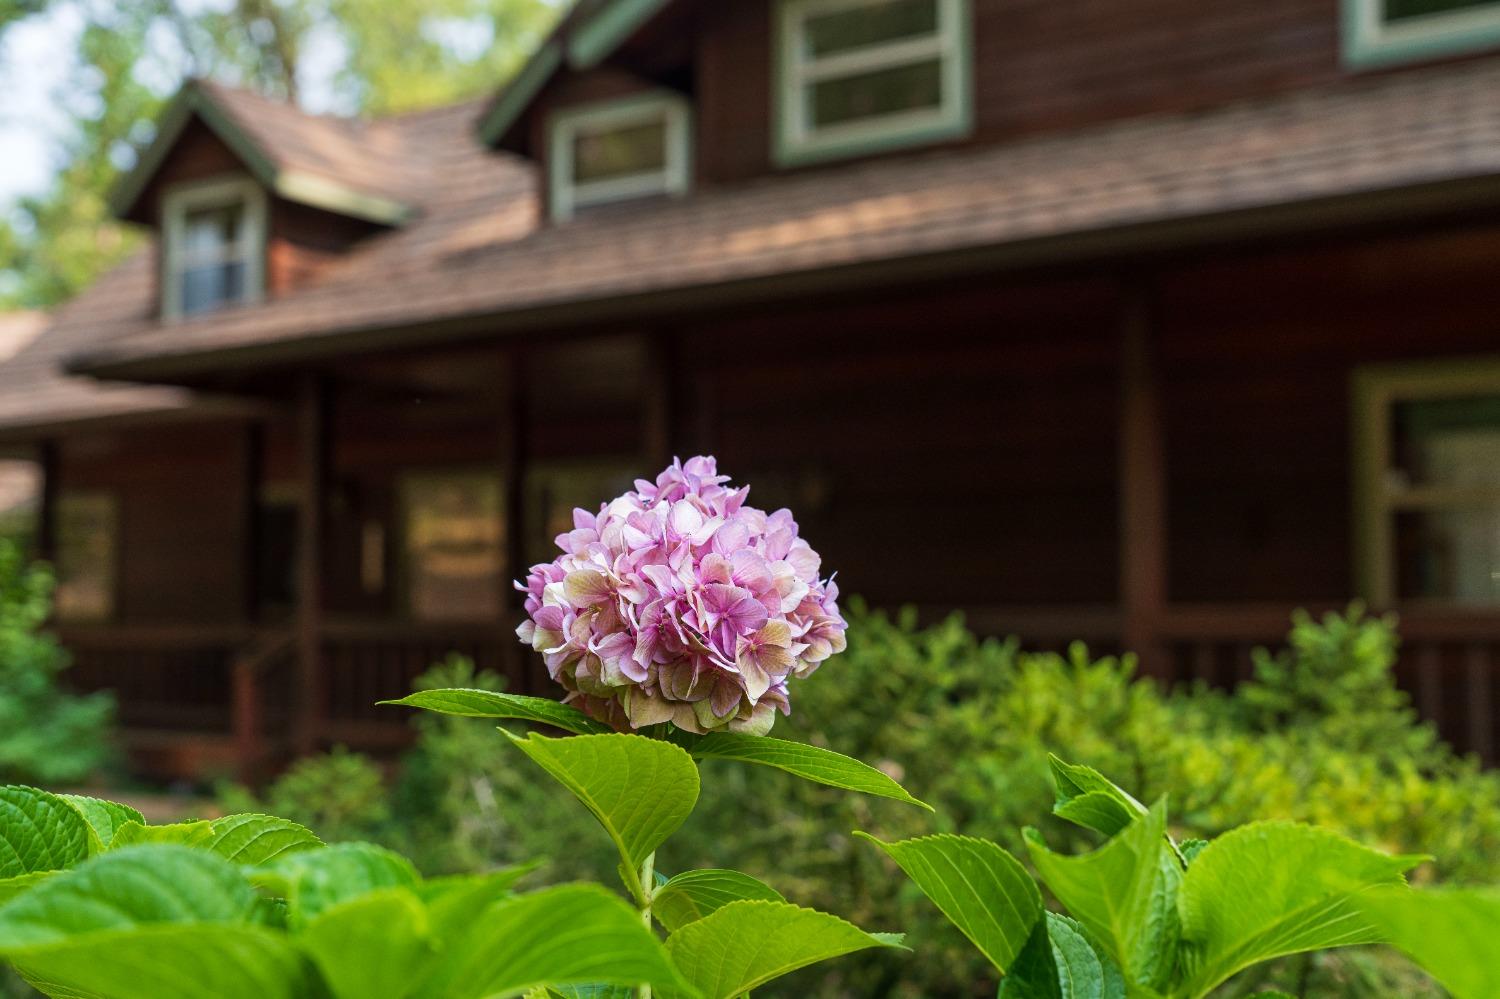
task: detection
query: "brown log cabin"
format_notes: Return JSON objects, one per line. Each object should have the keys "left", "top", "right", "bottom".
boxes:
{"left": 3, "top": 0, "right": 1500, "bottom": 780}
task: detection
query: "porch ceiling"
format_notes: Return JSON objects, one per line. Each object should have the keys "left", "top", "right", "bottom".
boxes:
{"left": 49, "top": 57, "right": 1500, "bottom": 388}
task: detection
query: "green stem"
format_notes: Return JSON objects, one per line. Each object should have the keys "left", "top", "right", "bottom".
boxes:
{"left": 638, "top": 851, "right": 656, "bottom": 999}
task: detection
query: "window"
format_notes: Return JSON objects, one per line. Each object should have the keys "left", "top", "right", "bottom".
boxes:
{"left": 776, "top": 0, "right": 972, "bottom": 166}
{"left": 54, "top": 492, "right": 118, "bottom": 622}
{"left": 400, "top": 471, "right": 503, "bottom": 621}
{"left": 548, "top": 92, "right": 692, "bottom": 220}
{"left": 1354, "top": 359, "right": 1500, "bottom": 606}
{"left": 161, "top": 176, "right": 267, "bottom": 320}
{"left": 1343, "top": 0, "right": 1500, "bottom": 67}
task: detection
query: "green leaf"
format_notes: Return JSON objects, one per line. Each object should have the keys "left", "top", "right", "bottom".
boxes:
{"left": 57, "top": 795, "right": 145, "bottom": 854}
{"left": 503, "top": 730, "right": 698, "bottom": 899}
{"left": 0, "top": 845, "right": 259, "bottom": 947}
{"left": 7, "top": 924, "right": 316, "bottom": 999}
{"left": 257, "top": 842, "right": 420, "bottom": 925}
{"left": 652, "top": 869, "right": 785, "bottom": 933}
{"left": 547, "top": 987, "right": 635, "bottom": 999}
{"left": 0, "top": 786, "right": 91, "bottom": 878}
{"left": 1175, "top": 822, "right": 1426, "bottom": 996}
{"left": 855, "top": 832, "right": 1040, "bottom": 974}
{"left": 417, "top": 866, "right": 538, "bottom": 939}
{"left": 1353, "top": 886, "right": 1500, "bottom": 999}
{"left": 1179, "top": 839, "right": 1209, "bottom": 865}
{"left": 1047, "top": 756, "right": 1146, "bottom": 838}
{"left": 664, "top": 900, "right": 904, "bottom": 999}
{"left": 687, "top": 733, "right": 930, "bottom": 810}
{"left": 300, "top": 887, "right": 433, "bottom": 999}
{"left": 415, "top": 884, "right": 692, "bottom": 999}
{"left": 0, "top": 871, "right": 52, "bottom": 906}
{"left": 1025, "top": 798, "right": 1180, "bottom": 993}
{"left": 205, "top": 814, "right": 323, "bottom": 865}
{"left": 110, "top": 820, "right": 215, "bottom": 850}
{"left": 381, "top": 688, "right": 611, "bottom": 735}
{"left": 998, "top": 913, "right": 1127, "bottom": 999}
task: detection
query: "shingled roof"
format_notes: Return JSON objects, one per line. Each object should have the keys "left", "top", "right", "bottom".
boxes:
{"left": 66, "top": 56, "right": 1500, "bottom": 387}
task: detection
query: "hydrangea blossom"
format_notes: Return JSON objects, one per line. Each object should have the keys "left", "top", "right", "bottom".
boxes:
{"left": 516, "top": 456, "right": 847, "bottom": 736}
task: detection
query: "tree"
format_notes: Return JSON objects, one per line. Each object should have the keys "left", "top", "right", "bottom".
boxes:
{"left": 0, "top": 0, "right": 558, "bottom": 309}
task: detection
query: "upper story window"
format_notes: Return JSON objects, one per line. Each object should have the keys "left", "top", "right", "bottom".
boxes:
{"left": 1354, "top": 358, "right": 1500, "bottom": 606}
{"left": 1344, "top": 0, "right": 1500, "bottom": 67}
{"left": 775, "top": 0, "right": 972, "bottom": 166}
{"left": 161, "top": 176, "right": 267, "bottom": 320}
{"left": 548, "top": 92, "right": 693, "bottom": 220}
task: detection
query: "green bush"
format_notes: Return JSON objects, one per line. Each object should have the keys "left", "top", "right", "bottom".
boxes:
{"left": 0, "top": 541, "right": 113, "bottom": 785}
{"left": 227, "top": 602, "right": 1500, "bottom": 997}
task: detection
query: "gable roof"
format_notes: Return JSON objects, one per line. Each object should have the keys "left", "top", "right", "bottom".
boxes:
{"left": 109, "top": 80, "right": 417, "bottom": 226}
{"left": 476, "top": 0, "right": 677, "bottom": 146}
{"left": 65, "top": 56, "right": 1500, "bottom": 385}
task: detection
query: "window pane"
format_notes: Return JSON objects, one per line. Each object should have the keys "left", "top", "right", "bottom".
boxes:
{"left": 402, "top": 472, "right": 502, "bottom": 622}
{"left": 1385, "top": 0, "right": 1499, "bottom": 22}
{"left": 181, "top": 261, "right": 247, "bottom": 316}
{"left": 1390, "top": 396, "right": 1500, "bottom": 490}
{"left": 55, "top": 493, "right": 117, "bottom": 622}
{"left": 573, "top": 119, "right": 669, "bottom": 184}
{"left": 804, "top": 0, "right": 939, "bottom": 57}
{"left": 809, "top": 58, "right": 943, "bottom": 128}
{"left": 182, "top": 204, "right": 243, "bottom": 260}
{"left": 1396, "top": 509, "right": 1500, "bottom": 603}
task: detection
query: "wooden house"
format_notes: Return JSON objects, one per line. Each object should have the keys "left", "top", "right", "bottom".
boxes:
{"left": 3, "top": 0, "right": 1500, "bottom": 778}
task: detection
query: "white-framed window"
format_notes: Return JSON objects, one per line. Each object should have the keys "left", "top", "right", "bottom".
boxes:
{"left": 1353, "top": 358, "right": 1500, "bottom": 606}
{"left": 775, "top": 0, "right": 972, "bottom": 167}
{"left": 547, "top": 92, "right": 693, "bottom": 220}
{"left": 161, "top": 175, "right": 267, "bottom": 320}
{"left": 1343, "top": 0, "right": 1500, "bottom": 67}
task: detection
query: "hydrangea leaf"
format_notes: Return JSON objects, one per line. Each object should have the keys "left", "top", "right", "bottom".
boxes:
{"left": 1047, "top": 756, "right": 1146, "bottom": 838}
{"left": 688, "top": 733, "right": 930, "bottom": 810}
{"left": 0, "top": 786, "right": 91, "bottom": 878}
{"left": 502, "top": 731, "right": 699, "bottom": 899}
{"left": 997, "top": 913, "right": 1126, "bottom": 999}
{"left": 256, "top": 842, "right": 420, "bottom": 926}
{"left": 7, "top": 924, "right": 316, "bottom": 999}
{"left": 381, "top": 689, "right": 611, "bottom": 735}
{"left": 1353, "top": 887, "right": 1500, "bottom": 999}
{"left": 1024, "top": 798, "right": 1180, "bottom": 994}
{"left": 205, "top": 814, "right": 323, "bottom": 866}
{"left": 414, "top": 884, "right": 692, "bottom": 999}
{"left": 664, "top": 899, "right": 903, "bottom": 999}
{"left": 856, "top": 832, "right": 1040, "bottom": 974}
{"left": 546, "top": 986, "right": 635, "bottom": 999}
{"left": 299, "top": 887, "right": 433, "bottom": 999}
{"left": 652, "top": 869, "right": 785, "bottom": 933}
{"left": 417, "top": 866, "right": 538, "bottom": 939}
{"left": 1175, "top": 822, "right": 1427, "bottom": 996}
{"left": 0, "top": 871, "right": 52, "bottom": 907}
{"left": 110, "top": 820, "right": 215, "bottom": 850}
{"left": 57, "top": 795, "right": 145, "bottom": 854}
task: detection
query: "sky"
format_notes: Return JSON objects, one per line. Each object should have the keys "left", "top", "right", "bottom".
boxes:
{"left": 0, "top": 6, "right": 80, "bottom": 212}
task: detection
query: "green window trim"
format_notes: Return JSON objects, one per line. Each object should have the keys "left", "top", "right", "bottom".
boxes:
{"left": 1342, "top": 0, "right": 1500, "bottom": 68}
{"left": 773, "top": 0, "right": 974, "bottom": 168}
{"left": 159, "top": 174, "right": 269, "bottom": 322}
{"left": 1351, "top": 355, "right": 1500, "bottom": 606}
{"left": 546, "top": 91, "right": 694, "bottom": 221}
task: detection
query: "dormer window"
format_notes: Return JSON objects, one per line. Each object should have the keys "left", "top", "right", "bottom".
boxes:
{"left": 161, "top": 176, "right": 267, "bottom": 320}
{"left": 775, "top": 0, "right": 972, "bottom": 166}
{"left": 1344, "top": 0, "right": 1500, "bottom": 66}
{"left": 547, "top": 92, "right": 693, "bottom": 220}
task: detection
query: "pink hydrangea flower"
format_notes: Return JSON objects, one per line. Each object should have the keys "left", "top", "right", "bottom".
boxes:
{"left": 516, "top": 456, "right": 847, "bottom": 735}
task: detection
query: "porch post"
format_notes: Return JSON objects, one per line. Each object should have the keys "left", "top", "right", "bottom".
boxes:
{"left": 643, "top": 331, "right": 677, "bottom": 468}
{"left": 500, "top": 348, "right": 531, "bottom": 693}
{"left": 1118, "top": 282, "right": 1169, "bottom": 678}
{"left": 294, "top": 375, "right": 330, "bottom": 755}
{"left": 35, "top": 439, "right": 59, "bottom": 564}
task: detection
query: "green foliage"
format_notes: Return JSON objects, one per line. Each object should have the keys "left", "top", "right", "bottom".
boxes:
{"left": 651, "top": 870, "right": 785, "bottom": 934}
{"left": 865, "top": 761, "right": 1427, "bottom": 999}
{"left": 0, "top": 543, "right": 113, "bottom": 785}
{"left": 1353, "top": 887, "right": 1500, "bottom": 999}
{"left": 684, "top": 732, "right": 931, "bottom": 810}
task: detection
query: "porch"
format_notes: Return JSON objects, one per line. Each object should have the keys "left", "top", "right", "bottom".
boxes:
{"left": 37, "top": 218, "right": 1500, "bottom": 778}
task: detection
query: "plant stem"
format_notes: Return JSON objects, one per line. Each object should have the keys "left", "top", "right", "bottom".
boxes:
{"left": 638, "top": 851, "right": 656, "bottom": 999}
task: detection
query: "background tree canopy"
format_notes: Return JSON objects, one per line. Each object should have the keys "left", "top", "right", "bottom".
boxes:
{"left": 0, "top": 0, "right": 559, "bottom": 309}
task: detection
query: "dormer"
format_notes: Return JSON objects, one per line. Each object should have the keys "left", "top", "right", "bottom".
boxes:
{"left": 109, "top": 81, "right": 414, "bottom": 321}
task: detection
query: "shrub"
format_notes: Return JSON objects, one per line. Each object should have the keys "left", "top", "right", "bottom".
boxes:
{"left": 0, "top": 541, "right": 112, "bottom": 785}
